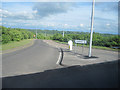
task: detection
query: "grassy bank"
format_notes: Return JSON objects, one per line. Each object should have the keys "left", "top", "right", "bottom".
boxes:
{"left": 54, "top": 40, "right": 119, "bottom": 51}
{"left": 1, "top": 39, "right": 33, "bottom": 51}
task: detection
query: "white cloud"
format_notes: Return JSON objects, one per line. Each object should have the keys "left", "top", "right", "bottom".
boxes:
{"left": 33, "top": 10, "right": 38, "bottom": 14}
{"left": 106, "top": 23, "right": 110, "bottom": 26}
{"left": 2, "top": 2, "right": 118, "bottom": 34}
{"left": 0, "top": 18, "right": 2, "bottom": 21}
{"left": 33, "top": 2, "right": 74, "bottom": 18}
{"left": 47, "top": 23, "right": 55, "bottom": 27}
{"left": 1, "top": 9, "right": 35, "bottom": 20}
{"left": 2, "top": 0, "right": 119, "bottom": 2}
{"left": 0, "top": 9, "right": 12, "bottom": 17}
{"left": 3, "top": 22, "right": 6, "bottom": 24}
{"left": 80, "top": 24, "right": 84, "bottom": 27}
{"left": 64, "top": 24, "right": 68, "bottom": 26}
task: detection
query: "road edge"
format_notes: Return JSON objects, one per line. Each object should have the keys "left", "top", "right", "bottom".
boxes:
{"left": 42, "top": 40, "right": 64, "bottom": 65}
{"left": 1, "top": 39, "right": 35, "bottom": 54}
{"left": 56, "top": 48, "right": 64, "bottom": 65}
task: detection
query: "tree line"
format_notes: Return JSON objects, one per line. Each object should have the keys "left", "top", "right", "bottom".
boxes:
{"left": 52, "top": 33, "right": 120, "bottom": 48}
{"left": 1, "top": 26, "right": 119, "bottom": 48}
{"left": 33, "top": 29, "right": 120, "bottom": 48}
{"left": 1, "top": 26, "right": 34, "bottom": 44}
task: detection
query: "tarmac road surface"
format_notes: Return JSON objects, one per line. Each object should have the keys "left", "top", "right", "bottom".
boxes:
{"left": 2, "top": 39, "right": 119, "bottom": 88}
{"left": 2, "top": 40, "right": 59, "bottom": 77}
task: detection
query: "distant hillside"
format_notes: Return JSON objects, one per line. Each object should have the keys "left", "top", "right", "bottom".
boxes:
{"left": 27, "top": 29, "right": 113, "bottom": 36}
{"left": 27, "top": 29, "right": 85, "bottom": 35}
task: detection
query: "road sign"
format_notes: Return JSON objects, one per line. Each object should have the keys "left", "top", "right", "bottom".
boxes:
{"left": 33, "top": 35, "right": 35, "bottom": 38}
{"left": 75, "top": 40, "right": 87, "bottom": 44}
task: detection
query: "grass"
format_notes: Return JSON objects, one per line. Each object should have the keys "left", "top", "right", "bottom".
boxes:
{"left": 55, "top": 40, "right": 68, "bottom": 44}
{"left": 54, "top": 40, "right": 119, "bottom": 51}
{"left": 1, "top": 39, "right": 33, "bottom": 51}
{"left": 78, "top": 44, "right": 119, "bottom": 51}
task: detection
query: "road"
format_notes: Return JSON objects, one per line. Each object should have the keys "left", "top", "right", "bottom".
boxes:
{"left": 2, "top": 39, "right": 119, "bottom": 88}
{"left": 2, "top": 40, "right": 59, "bottom": 77}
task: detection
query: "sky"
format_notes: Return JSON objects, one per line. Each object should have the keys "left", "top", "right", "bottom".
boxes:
{"left": 0, "top": 1, "right": 118, "bottom": 34}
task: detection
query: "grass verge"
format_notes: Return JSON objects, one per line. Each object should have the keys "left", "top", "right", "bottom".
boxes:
{"left": 1, "top": 39, "right": 33, "bottom": 51}
{"left": 54, "top": 40, "right": 119, "bottom": 51}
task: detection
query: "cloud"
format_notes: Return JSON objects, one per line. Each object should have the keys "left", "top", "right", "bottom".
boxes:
{"left": 80, "top": 24, "right": 84, "bottom": 27}
{"left": 95, "top": 16, "right": 115, "bottom": 21}
{"left": 2, "top": 0, "right": 119, "bottom": 2}
{"left": 106, "top": 23, "right": 110, "bottom": 26}
{"left": 95, "top": 2, "right": 118, "bottom": 12}
{"left": 1, "top": 9, "right": 35, "bottom": 20}
{"left": 1, "top": 2, "right": 76, "bottom": 20}
{"left": 33, "top": 2, "right": 75, "bottom": 18}
{"left": 0, "top": 18, "right": 1, "bottom": 20}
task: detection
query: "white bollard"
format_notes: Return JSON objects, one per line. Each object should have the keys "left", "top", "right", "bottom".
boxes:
{"left": 70, "top": 44, "right": 72, "bottom": 50}
{"left": 68, "top": 40, "right": 73, "bottom": 51}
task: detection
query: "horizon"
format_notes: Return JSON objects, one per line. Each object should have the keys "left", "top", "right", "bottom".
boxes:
{"left": 0, "top": 2, "right": 118, "bottom": 35}
{"left": 1, "top": 25, "right": 118, "bottom": 35}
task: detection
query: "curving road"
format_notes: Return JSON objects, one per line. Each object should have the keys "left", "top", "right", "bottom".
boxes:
{"left": 2, "top": 39, "right": 59, "bottom": 77}
{"left": 2, "top": 39, "right": 118, "bottom": 88}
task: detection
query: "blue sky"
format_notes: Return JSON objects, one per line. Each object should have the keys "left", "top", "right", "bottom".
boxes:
{"left": 0, "top": 2, "right": 118, "bottom": 34}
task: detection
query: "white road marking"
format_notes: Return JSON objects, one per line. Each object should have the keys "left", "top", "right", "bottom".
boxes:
{"left": 56, "top": 49, "right": 62, "bottom": 65}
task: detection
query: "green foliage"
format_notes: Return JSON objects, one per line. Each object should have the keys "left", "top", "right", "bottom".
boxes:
{"left": 1, "top": 26, "right": 119, "bottom": 48}
{"left": 2, "top": 34, "right": 11, "bottom": 43}
{"left": 37, "top": 33, "right": 52, "bottom": 40}
{"left": 0, "top": 26, "right": 2, "bottom": 42}
{"left": 37, "top": 34, "right": 45, "bottom": 39}
{"left": 1, "top": 26, "right": 34, "bottom": 44}
{"left": 52, "top": 32, "right": 119, "bottom": 48}
{"left": 52, "top": 34, "right": 72, "bottom": 42}
{"left": 9, "top": 30, "right": 22, "bottom": 41}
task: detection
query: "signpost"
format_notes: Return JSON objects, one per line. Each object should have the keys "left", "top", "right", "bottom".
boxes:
{"left": 75, "top": 40, "right": 87, "bottom": 44}
{"left": 33, "top": 35, "right": 35, "bottom": 38}
{"left": 75, "top": 40, "right": 87, "bottom": 55}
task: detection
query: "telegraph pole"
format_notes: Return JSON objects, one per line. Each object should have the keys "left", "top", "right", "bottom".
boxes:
{"left": 36, "top": 28, "right": 37, "bottom": 39}
{"left": 63, "top": 24, "right": 67, "bottom": 37}
{"left": 63, "top": 30, "right": 64, "bottom": 37}
{"left": 88, "top": 0, "right": 95, "bottom": 57}
{"left": 45, "top": 30, "right": 46, "bottom": 37}
{"left": 63, "top": 14, "right": 65, "bottom": 38}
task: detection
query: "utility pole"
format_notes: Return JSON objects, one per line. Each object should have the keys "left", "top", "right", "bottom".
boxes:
{"left": 36, "top": 28, "right": 37, "bottom": 39}
{"left": 63, "top": 14, "right": 65, "bottom": 38}
{"left": 63, "top": 24, "right": 67, "bottom": 38}
{"left": 88, "top": 0, "right": 95, "bottom": 57}
{"left": 45, "top": 30, "right": 46, "bottom": 37}
{"left": 63, "top": 30, "right": 64, "bottom": 37}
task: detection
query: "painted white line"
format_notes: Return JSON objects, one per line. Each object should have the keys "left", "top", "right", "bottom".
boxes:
{"left": 56, "top": 49, "right": 62, "bottom": 65}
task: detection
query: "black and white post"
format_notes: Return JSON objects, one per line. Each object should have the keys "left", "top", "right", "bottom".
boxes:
{"left": 88, "top": 0, "right": 95, "bottom": 57}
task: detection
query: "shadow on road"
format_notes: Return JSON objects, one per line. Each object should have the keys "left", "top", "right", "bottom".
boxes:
{"left": 2, "top": 60, "right": 119, "bottom": 88}
{"left": 63, "top": 49, "right": 99, "bottom": 59}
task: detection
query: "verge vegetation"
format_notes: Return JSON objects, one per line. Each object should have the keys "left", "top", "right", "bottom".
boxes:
{"left": 0, "top": 26, "right": 34, "bottom": 51}
{"left": 1, "top": 26, "right": 119, "bottom": 51}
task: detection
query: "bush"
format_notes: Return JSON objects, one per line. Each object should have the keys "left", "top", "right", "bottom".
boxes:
{"left": 52, "top": 32, "right": 119, "bottom": 48}
{"left": 1, "top": 26, "right": 34, "bottom": 44}
{"left": 9, "top": 30, "right": 22, "bottom": 41}
{"left": 2, "top": 34, "right": 11, "bottom": 44}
